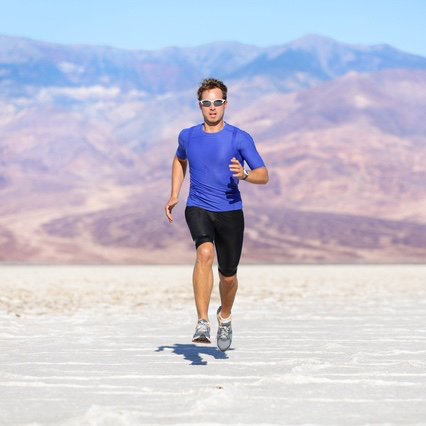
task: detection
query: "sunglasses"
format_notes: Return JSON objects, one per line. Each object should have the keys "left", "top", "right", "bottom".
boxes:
{"left": 199, "top": 99, "right": 226, "bottom": 107}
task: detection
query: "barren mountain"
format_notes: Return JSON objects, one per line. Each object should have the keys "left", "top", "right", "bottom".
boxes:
{"left": 1, "top": 35, "right": 425, "bottom": 263}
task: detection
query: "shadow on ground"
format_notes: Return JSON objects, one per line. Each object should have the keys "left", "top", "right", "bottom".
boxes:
{"left": 156, "top": 343, "right": 231, "bottom": 365}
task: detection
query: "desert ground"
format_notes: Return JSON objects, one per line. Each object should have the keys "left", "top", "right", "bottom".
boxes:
{"left": 1, "top": 264, "right": 425, "bottom": 425}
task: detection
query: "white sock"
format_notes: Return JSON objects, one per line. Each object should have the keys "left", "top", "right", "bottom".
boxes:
{"left": 219, "top": 313, "right": 231, "bottom": 324}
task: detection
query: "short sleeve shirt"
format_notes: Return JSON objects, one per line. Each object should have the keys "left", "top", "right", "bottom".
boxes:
{"left": 176, "top": 123, "right": 265, "bottom": 212}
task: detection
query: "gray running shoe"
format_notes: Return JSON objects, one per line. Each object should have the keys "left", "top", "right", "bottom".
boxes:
{"left": 192, "top": 319, "right": 211, "bottom": 343}
{"left": 216, "top": 307, "right": 232, "bottom": 352}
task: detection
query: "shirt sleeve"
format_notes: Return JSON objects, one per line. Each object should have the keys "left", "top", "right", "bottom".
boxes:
{"left": 176, "top": 129, "right": 188, "bottom": 160}
{"left": 237, "top": 130, "right": 265, "bottom": 170}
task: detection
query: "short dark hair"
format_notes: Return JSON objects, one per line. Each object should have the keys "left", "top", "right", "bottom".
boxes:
{"left": 197, "top": 78, "right": 228, "bottom": 100}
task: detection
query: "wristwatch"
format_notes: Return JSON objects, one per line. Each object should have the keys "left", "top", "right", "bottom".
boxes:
{"left": 242, "top": 169, "right": 249, "bottom": 180}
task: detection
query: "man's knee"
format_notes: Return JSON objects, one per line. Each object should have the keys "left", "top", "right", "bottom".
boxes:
{"left": 219, "top": 270, "right": 237, "bottom": 286}
{"left": 196, "top": 242, "right": 214, "bottom": 264}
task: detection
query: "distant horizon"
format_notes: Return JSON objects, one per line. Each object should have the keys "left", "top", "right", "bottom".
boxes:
{"left": 1, "top": 0, "right": 425, "bottom": 57}
{"left": 2, "top": 31, "right": 425, "bottom": 60}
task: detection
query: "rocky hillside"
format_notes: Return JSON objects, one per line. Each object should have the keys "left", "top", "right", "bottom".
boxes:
{"left": 1, "top": 34, "right": 425, "bottom": 263}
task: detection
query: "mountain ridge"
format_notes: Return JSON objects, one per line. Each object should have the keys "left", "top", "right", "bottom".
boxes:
{"left": 1, "top": 34, "right": 425, "bottom": 263}
{"left": 2, "top": 33, "right": 426, "bottom": 95}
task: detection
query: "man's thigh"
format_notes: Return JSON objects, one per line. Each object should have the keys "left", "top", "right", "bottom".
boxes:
{"left": 214, "top": 210, "right": 245, "bottom": 277}
{"left": 185, "top": 206, "right": 215, "bottom": 248}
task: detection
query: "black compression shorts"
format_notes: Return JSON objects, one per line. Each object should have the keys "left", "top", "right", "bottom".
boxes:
{"left": 185, "top": 206, "right": 245, "bottom": 277}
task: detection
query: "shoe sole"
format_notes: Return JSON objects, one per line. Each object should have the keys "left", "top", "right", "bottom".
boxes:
{"left": 192, "top": 335, "right": 211, "bottom": 344}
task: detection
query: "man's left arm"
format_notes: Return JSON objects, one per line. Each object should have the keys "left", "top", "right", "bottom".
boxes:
{"left": 229, "top": 158, "right": 269, "bottom": 184}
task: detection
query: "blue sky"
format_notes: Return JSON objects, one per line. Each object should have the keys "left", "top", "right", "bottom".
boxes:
{"left": 1, "top": 0, "right": 426, "bottom": 57}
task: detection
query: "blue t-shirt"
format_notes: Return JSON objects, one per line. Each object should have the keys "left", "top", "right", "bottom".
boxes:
{"left": 176, "top": 123, "right": 265, "bottom": 212}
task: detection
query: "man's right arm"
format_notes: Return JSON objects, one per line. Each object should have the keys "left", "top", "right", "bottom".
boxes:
{"left": 165, "top": 155, "right": 187, "bottom": 223}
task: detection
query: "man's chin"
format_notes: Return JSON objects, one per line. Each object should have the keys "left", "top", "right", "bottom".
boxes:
{"left": 205, "top": 118, "right": 223, "bottom": 127}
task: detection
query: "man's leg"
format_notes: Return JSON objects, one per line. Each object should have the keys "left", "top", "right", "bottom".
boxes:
{"left": 216, "top": 272, "right": 237, "bottom": 352}
{"left": 214, "top": 210, "right": 244, "bottom": 351}
{"left": 215, "top": 209, "right": 244, "bottom": 319}
{"left": 193, "top": 242, "right": 215, "bottom": 321}
{"left": 218, "top": 272, "right": 238, "bottom": 319}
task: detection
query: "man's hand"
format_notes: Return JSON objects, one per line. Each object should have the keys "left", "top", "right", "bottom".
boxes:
{"left": 229, "top": 157, "right": 269, "bottom": 185}
{"left": 229, "top": 157, "right": 244, "bottom": 180}
{"left": 165, "top": 197, "right": 179, "bottom": 223}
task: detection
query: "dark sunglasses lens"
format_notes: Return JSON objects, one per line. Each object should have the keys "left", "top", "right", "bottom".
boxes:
{"left": 213, "top": 100, "right": 225, "bottom": 106}
{"left": 200, "top": 100, "right": 211, "bottom": 107}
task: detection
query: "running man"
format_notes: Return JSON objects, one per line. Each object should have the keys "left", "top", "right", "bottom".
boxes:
{"left": 165, "top": 78, "right": 269, "bottom": 352}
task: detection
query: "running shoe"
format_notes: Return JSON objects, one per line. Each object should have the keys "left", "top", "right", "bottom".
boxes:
{"left": 192, "top": 319, "right": 211, "bottom": 343}
{"left": 216, "top": 306, "right": 232, "bottom": 352}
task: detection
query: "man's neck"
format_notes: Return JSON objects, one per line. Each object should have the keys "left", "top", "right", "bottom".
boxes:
{"left": 203, "top": 121, "right": 225, "bottom": 133}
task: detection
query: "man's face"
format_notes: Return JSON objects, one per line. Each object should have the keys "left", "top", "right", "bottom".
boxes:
{"left": 199, "top": 88, "right": 227, "bottom": 126}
